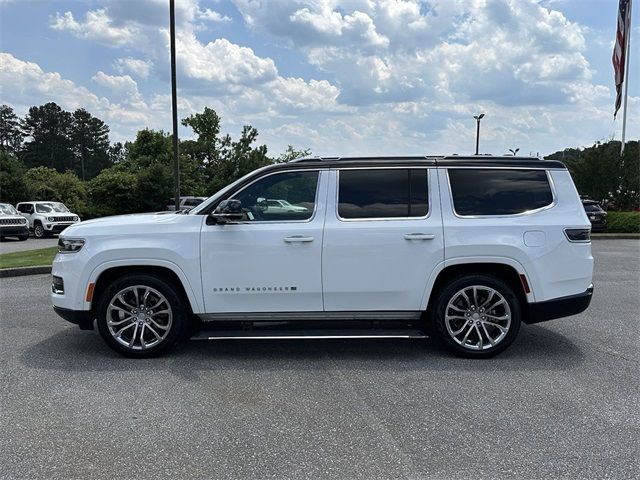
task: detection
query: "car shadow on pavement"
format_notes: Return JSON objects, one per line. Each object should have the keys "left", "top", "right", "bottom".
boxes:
{"left": 19, "top": 323, "right": 585, "bottom": 378}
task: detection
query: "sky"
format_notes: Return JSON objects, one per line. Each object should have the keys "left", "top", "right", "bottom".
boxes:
{"left": 0, "top": 0, "right": 638, "bottom": 158}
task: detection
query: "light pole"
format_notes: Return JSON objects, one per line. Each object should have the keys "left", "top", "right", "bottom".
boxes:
{"left": 169, "top": 0, "right": 180, "bottom": 210}
{"left": 473, "top": 113, "right": 484, "bottom": 155}
{"left": 508, "top": 148, "right": 520, "bottom": 156}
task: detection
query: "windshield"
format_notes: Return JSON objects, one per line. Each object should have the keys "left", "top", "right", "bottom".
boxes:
{"left": 188, "top": 165, "right": 274, "bottom": 215}
{"left": 0, "top": 204, "right": 18, "bottom": 215}
{"left": 35, "top": 202, "right": 69, "bottom": 213}
{"left": 583, "top": 203, "right": 602, "bottom": 212}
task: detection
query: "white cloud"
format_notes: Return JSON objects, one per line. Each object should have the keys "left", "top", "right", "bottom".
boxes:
{"left": 50, "top": 9, "right": 140, "bottom": 48}
{"left": 198, "top": 8, "right": 231, "bottom": 23}
{"left": 22, "top": 0, "right": 639, "bottom": 157}
{"left": 177, "top": 35, "right": 278, "bottom": 86}
{"left": 114, "top": 58, "right": 153, "bottom": 79}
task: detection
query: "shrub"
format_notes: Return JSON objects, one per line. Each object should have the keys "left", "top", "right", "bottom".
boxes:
{"left": 87, "top": 168, "right": 138, "bottom": 217}
{"left": 606, "top": 211, "right": 640, "bottom": 233}
{"left": 23, "top": 166, "right": 88, "bottom": 217}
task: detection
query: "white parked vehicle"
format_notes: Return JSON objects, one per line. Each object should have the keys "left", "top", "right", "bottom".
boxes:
{"left": 165, "top": 196, "right": 207, "bottom": 211}
{"left": 51, "top": 156, "right": 593, "bottom": 358}
{"left": 16, "top": 201, "right": 80, "bottom": 238}
{"left": 0, "top": 203, "right": 29, "bottom": 241}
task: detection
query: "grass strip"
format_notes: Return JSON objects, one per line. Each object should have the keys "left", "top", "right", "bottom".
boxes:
{"left": 0, "top": 247, "right": 58, "bottom": 269}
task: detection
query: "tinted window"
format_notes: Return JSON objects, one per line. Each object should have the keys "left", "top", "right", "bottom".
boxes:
{"left": 232, "top": 171, "right": 319, "bottom": 222}
{"left": 185, "top": 198, "right": 203, "bottom": 207}
{"left": 338, "top": 169, "right": 429, "bottom": 219}
{"left": 449, "top": 169, "right": 553, "bottom": 216}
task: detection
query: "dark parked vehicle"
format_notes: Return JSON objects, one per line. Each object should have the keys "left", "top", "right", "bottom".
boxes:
{"left": 582, "top": 199, "right": 607, "bottom": 232}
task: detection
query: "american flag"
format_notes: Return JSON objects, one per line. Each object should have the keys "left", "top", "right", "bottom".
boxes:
{"left": 613, "top": 0, "right": 632, "bottom": 117}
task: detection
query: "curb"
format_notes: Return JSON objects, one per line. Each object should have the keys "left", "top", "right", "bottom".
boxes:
{"left": 0, "top": 265, "right": 52, "bottom": 278}
{"left": 591, "top": 234, "right": 640, "bottom": 239}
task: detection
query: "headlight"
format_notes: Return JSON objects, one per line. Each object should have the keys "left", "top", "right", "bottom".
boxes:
{"left": 73, "top": 216, "right": 79, "bottom": 221}
{"left": 58, "top": 238, "right": 85, "bottom": 253}
{"left": 48, "top": 216, "right": 55, "bottom": 222}
{"left": 21, "top": 218, "right": 27, "bottom": 224}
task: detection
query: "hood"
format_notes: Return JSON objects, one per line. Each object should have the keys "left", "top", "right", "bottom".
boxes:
{"left": 61, "top": 212, "right": 201, "bottom": 237}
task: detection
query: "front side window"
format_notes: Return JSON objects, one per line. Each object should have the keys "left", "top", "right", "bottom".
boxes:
{"left": 231, "top": 170, "right": 319, "bottom": 222}
{"left": 338, "top": 169, "right": 429, "bottom": 219}
{"left": 448, "top": 169, "right": 553, "bottom": 216}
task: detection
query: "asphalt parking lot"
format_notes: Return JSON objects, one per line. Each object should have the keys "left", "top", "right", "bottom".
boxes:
{"left": 0, "top": 240, "right": 638, "bottom": 480}
{"left": 0, "top": 236, "right": 58, "bottom": 254}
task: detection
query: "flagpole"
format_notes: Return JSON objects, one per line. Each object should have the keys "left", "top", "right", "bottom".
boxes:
{"left": 621, "top": 0, "right": 633, "bottom": 155}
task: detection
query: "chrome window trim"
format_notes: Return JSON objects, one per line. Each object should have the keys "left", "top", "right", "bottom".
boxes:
{"left": 445, "top": 168, "right": 558, "bottom": 219}
{"left": 222, "top": 168, "right": 324, "bottom": 225}
{"left": 335, "top": 167, "right": 432, "bottom": 222}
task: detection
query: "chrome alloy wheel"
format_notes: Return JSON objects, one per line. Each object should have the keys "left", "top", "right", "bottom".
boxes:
{"left": 444, "top": 285, "right": 511, "bottom": 351}
{"left": 106, "top": 285, "right": 173, "bottom": 351}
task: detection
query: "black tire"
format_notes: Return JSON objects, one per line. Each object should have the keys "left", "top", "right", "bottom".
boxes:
{"left": 19, "top": 234, "right": 29, "bottom": 241}
{"left": 433, "top": 274, "right": 521, "bottom": 358}
{"left": 33, "top": 222, "right": 45, "bottom": 238}
{"left": 95, "top": 274, "right": 189, "bottom": 358}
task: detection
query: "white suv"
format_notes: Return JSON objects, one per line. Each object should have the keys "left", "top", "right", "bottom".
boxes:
{"left": 51, "top": 156, "right": 594, "bottom": 358}
{"left": 16, "top": 201, "right": 80, "bottom": 238}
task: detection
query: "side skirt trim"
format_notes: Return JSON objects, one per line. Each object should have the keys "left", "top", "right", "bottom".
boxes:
{"left": 197, "top": 311, "right": 423, "bottom": 322}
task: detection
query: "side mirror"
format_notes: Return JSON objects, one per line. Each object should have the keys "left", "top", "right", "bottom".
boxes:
{"left": 210, "top": 199, "right": 243, "bottom": 223}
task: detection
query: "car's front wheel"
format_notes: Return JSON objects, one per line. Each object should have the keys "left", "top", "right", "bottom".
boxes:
{"left": 96, "top": 274, "right": 188, "bottom": 357}
{"left": 433, "top": 274, "right": 522, "bottom": 358}
{"left": 33, "top": 222, "right": 45, "bottom": 238}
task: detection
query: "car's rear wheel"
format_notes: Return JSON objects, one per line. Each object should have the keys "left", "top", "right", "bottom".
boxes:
{"left": 96, "top": 274, "right": 188, "bottom": 357}
{"left": 433, "top": 274, "right": 521, "bottom": 358}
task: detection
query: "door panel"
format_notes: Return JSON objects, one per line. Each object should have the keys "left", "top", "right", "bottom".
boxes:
{"left": 200, "top": 170, "right": 328, "bottom": 313}
{"left": 322, "top": 168, "right": 444, "bottom": 311}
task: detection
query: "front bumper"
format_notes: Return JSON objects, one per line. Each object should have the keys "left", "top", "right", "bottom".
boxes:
{"left": 45, "top": 222, "right": 76, "bottom": 233}
{"left": 53, "top": 306, "right": 95, "bottom": 330}
{"left": 525, "top": 285, "right": 593, "bottom": 324}
{"left": 0, "top": 225, "right": 29, "bottom": 236}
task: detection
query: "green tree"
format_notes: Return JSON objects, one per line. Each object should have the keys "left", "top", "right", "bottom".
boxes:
{"left": 23, "top": 167, "right": 87, "bottom": 216}
{"left": 0, "top": 105, "right": 24, "bottom": 154}
{"left": 547, "top": 140, "right": 640, "bottom": 210}
{"left": 275, "top": 145, "right": 312, "bottom": 163}
{"left": 0, "top": 151, "right": 27, "bottom": 205}
{"left": 71, "top": 108, "right": 111, "bottom": 180}
{"left": 20, "top": 102, "right": 74, "bottom": 172}
{"left": 87, "top": 168, "right": 139, "bottom": 216}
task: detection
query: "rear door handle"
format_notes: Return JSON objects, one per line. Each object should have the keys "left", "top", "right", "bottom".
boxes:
{"left": 284, "top": 236, "right": 314, "bottom": 243}
{"left": 404, "top": 233, "right": 435, "bottom": 241}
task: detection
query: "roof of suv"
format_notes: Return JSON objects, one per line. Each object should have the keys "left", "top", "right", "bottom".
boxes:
{"left": 285, "top": 155, "right": 566, "bottom": 170}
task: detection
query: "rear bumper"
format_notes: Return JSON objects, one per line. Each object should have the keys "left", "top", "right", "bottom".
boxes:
{"left": 525, "top": 284, "right": 593, "bottom": 324}
{"left": 53, "top": 306, "right": 94, "bottom": 330}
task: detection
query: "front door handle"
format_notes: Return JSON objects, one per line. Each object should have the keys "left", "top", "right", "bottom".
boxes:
{"left": 404, "top": 233, "right": 435, "bottom": 241}
{"left": 284, "top": 236, "right": 314, "bottom": 243}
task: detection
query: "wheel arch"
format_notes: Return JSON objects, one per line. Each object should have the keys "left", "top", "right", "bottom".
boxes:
{"left": 422, "top": 258, "right": 533, "bottom": 319}
{"left": 88, "top": 261, "right": 203, "bottom": 315}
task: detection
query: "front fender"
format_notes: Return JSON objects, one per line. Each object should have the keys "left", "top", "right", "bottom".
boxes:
{"left": 86, "top": 258, "right": 204, "bottom": 314}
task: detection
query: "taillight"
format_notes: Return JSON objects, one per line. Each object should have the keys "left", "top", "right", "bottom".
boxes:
{"left": 564, "top": 228, "right": 591, "bottom": 243}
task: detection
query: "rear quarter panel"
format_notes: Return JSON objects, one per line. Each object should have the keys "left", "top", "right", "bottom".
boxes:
{"left": 438, "top": 168, "right": 593, "bottom": 302}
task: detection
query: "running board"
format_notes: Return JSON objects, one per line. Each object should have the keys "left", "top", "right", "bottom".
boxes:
{"left": 191, "top": 329, "right": 427, "bottom": 341}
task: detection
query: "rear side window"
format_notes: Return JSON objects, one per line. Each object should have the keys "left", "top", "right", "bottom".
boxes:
{"left": 338, "top": 169, "right": 429, "bottom": 219}
{"left": 448, "top": 169, "right": 553, "bottom": 216}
